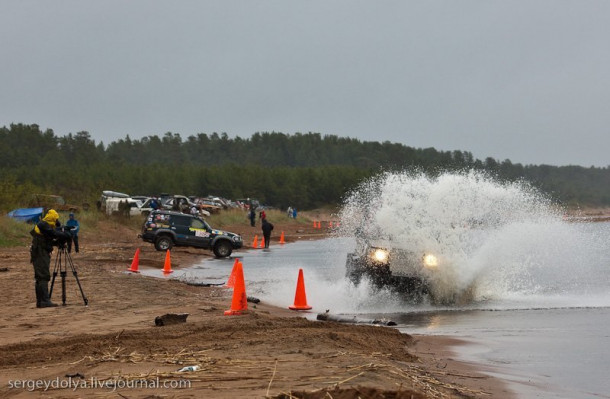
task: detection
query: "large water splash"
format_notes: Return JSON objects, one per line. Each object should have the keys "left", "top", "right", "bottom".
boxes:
{"left": 336, "top": 170, "right": 574, "bottom": 302}
{"left": 179, "top": 170, "right": 608, "bottom": 314}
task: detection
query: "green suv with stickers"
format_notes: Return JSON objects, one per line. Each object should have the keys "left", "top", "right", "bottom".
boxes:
{"left": 140, "top": 210, "right": 243, "bottom": 258}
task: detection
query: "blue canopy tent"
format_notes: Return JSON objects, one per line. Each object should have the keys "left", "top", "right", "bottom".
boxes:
{"left": 7, "top": 207, "right": 44, "bottom": 223}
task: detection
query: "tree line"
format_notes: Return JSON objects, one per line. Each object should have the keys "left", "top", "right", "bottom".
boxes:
{"left": 1, "top": 123, "right": 609, "bottom": 211}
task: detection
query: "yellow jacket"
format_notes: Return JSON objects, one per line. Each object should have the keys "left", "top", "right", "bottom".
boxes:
{"left": 34, "top": 209, "right": 59, "bottom": 235}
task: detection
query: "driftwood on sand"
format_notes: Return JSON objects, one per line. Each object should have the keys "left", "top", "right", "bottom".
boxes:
{"left": 155, "top": 313, "right": 189, "bottom": 326}
{"left": 316, "top": 312, "right": 396, "bottom": 326}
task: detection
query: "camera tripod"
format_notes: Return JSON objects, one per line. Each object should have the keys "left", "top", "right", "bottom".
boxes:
{"left": 49, "top": 245, "right": 88, "bottom": 306}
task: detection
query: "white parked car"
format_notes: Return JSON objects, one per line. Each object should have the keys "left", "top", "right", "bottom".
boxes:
{"left": 105, "top": 197, "right": 142, "bottom": 217}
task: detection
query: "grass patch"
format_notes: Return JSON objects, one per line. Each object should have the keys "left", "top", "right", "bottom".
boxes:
{"left": 0, "top": 216, "right": 34, "bottom": 247}
{"left": 0, "top": 210, "right": 147, "bottom": 248}
{"left": 206, "top": 209, "right": 250, "bottom": 227}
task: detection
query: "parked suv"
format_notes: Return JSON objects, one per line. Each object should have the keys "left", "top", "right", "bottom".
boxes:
{"left": 140, "top": 210, "right": 243, "bottom": 257}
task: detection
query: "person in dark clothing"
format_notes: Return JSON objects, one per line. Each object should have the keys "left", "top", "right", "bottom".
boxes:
{"left": 249, "top": 207, "right": 256, "bottom": 227}
{"left": 150, "top": 198, "right": 159, "bottom": 211}
{"left": 261, "top": 218, "right": 274, "bottom": 249}
{"left": 172, "top": 199, "right": 181, "bottom": 212}
{"left": 30, "top": 209, "right": 70, "bottom": 308}
{"left": 66, "top": 212, "right": 80, "bottom": 253}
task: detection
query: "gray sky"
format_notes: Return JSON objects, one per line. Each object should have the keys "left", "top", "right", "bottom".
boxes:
{"left": 1, "top": 1, "right": 609, "bottom": 167}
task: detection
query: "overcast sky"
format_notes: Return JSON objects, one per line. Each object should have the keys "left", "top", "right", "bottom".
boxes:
{"left": 1, "top": 1, "right": 609, "bottom": 167}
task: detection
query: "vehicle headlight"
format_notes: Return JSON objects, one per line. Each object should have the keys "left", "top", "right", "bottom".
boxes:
{"left": 368, "top": 248, "right": 390, "bottom": 265}
{"left": 423, "top": 254, "right": 439, "bottom": 268}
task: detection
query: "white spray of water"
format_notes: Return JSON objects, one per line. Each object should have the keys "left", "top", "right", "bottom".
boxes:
{"left": 336, "top": 170, "right": 577, "bottom": 302}
{"left": 182, "top": 170, "right": 610, "bottom": 313}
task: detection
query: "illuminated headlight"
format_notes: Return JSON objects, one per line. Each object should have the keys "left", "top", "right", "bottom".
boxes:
{"left": 368, "top": 248, "right": 390, "bottom": 265}
{"left": 423, "top": 254, "right": 439, "bottom": 268}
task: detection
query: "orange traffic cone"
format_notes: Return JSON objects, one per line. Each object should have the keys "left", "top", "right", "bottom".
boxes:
{"left": 252, "top": 235, "right": 258, "bottom": 248}
{"left": 224, "top": 261, "right": 248, "bottom": 315}
{"left": 279, "top": 231, "right": 285, "bottom": 244}
{"left": 313, "top": 221, "right": 317, "bottom": 228}
{"left": 289, "top": 269, "right": 312, "bottom": 310}
{"left": 225, "top": 258, "right": 240, "bottom": 288}
{"left": 317, "top": 221, "right": 321, "bottom": 229}
{"left": 259, "top": 236, "right": 265, "bottom": 248}
{"left": 127, "top": 248, "right": 140, "bottom": 273}
{"left": 328, "top": 221, "right": 332, "bottom": 228}
{"left": 162, "top": 250, "right": 173, "bottom": 274}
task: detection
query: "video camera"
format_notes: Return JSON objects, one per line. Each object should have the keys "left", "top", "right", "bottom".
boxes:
{"left": 54, "top": 225, "right": 74, "bottom": 248}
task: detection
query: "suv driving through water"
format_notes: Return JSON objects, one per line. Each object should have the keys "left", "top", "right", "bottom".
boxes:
{"left": 346, "top": 236, "right": 441, "bottom": 301}
{"left": 140, "top": 210, "right": 243, "bottom": 258}
{"left": 339, "top": 170, "right": 559, "bottom": 305}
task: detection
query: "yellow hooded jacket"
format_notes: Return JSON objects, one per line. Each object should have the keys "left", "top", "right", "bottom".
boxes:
{"left": 34, "top": 209, "right": 59, "bottom": 235}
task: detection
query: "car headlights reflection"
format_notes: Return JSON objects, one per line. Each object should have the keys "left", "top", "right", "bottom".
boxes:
{"left": 368, "top": 248, "right": 390, "bottom": 265}
{"left": 423, "top": 254, "right": 439, "bottom": 268}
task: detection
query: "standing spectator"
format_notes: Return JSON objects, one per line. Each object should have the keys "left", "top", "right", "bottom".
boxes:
{"left": 259, "top": 209, "right": 266, "bottom": 221}
{"left": 66, "top": 212, "right": 80, "bottom": 253}
{"left": 249, "top": 207, "right": 256, "bottom": 227}
{"left": 261, "top": 218, "right": 274, "bottom": 249}
{"left": 292, "top": 208, "right": 297, "bottom": 219}
{"left": 287, "top": 206, "right": 293, "bottom": 218}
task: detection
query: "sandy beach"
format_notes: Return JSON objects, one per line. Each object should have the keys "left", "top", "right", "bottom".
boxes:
{"left": 0, "top": 215, "right": 514, "bottom": 398}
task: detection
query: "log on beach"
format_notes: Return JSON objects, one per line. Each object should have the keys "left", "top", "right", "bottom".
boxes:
{"left": 316, "top": 312, "right": 396, "bottom": 326}
{"left": 155, "top": 313, "right": 189, "bottom": 326}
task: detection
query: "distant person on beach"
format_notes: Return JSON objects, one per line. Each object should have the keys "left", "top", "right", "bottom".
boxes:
{"left": 287, "top": 206, "right": 293, "bottom": 218}
{"left": 261, "top": 218, "right": 274, "bottom": 248}
{"left": 249, "top": 207, "right": 256, "bottom": 227}
{"left": 150, "top": 198, "right": 159, "bottom": 211}
{"left": 66, "top": 212, "right": 80, "bottom": 253}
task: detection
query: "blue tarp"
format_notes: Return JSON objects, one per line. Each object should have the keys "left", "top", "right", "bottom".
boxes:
{"left": 7, "top": 207, "right": 44, "bottom": 223}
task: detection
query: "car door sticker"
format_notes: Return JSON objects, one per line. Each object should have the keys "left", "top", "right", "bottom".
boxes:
{"left": 190, "top": 228, "right": 210, "bottom": 238}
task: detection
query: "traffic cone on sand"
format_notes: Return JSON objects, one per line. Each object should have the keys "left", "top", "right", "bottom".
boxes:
{"left": 127, "top": 248, "right": 140, "bottom": 273}
{"left": 225, "top": 258, "right": 240, "bottom": 288}
{"left": 252, "top": 235, "right": 258, "bottom": 248}
{"left": 259, "top": 236, "right": 265, "bottom": 248}
{"left": 279, "top": 231, "right": 285, "bottom": 244}
{"left": 224, "top": 261, "right": 248, "bottom": 315}
{"left": 317, "top": 221, "right": 321, "bottom": 229}
{"left": 289, "top": 269, "right": 312, "bottom": 311}
{"left": 162, "top": 250, "right": 173, "bottom": 274}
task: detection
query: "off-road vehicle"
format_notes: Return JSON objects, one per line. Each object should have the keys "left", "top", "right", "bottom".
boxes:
{"left": 140, "top": 210, "right": 243, "bottom": 258}
{"left": 346, "top": 235, "right": 477, "bottom": 304}
{"left": 346, "top": 238, "right": 440, "bottom": 301}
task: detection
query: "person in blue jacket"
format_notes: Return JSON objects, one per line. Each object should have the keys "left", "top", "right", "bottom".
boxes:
{"left": 66, "top": 213, "right": 80, "bottom": 253}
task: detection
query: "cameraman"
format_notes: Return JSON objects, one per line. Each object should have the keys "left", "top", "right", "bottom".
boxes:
{"left": 29, "top": 209, "right": 70, "bottom": 308}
